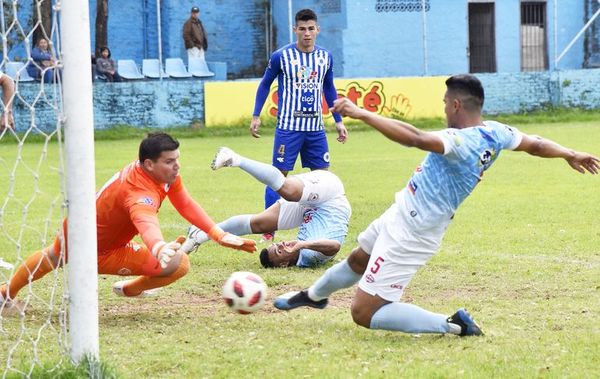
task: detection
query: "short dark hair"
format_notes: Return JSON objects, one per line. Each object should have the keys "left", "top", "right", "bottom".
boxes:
{"left": 138, "top": 132, "right": 179, "bottom": 162}
{"left": 295, "top": 8, "right": 317, "bottom": 24}
{"left": 445, "top": 74, "right": 484, "bottom": 111}
{"left": 99, "top": 46, "right": 111, "bottom": 58}
{"left": 259, "top": 248, "right": 273, "bottom": 268}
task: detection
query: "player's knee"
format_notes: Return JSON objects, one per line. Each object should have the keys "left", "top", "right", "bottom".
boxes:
{"left": 172, "top": 252, "right": 189, "bottom": 279}
{"left": 160, "top": 251, "right": 189, "bottom": 278}
{"left": 347, "top": 247, "right": 369, "bottom": 274}
{"left": 277, "top": 178, "right": 303, "bottom": 202}
{"left": 350, "top": 299, "right": 372, "bottom": 329}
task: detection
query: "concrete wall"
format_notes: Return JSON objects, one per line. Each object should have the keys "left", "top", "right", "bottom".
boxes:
{"left": 10, "top": 68, "right": 600, "bottom": 132}
{"left": 0, "top": 0, "right": 591, "bottom": 78}
{"left": 88, "top": 0, "right": 268, "bottom": 78}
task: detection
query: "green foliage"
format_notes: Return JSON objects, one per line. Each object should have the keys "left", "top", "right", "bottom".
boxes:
{"left": 2, "top": 119, "right": 600, "bottom": 378}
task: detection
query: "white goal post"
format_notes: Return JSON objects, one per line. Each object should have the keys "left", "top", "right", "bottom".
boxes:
{"left": 0, "top": 0, "right": 98, "bottom": 374}
{"left": 61, "top": 0, "right": 99, "bottom": 363}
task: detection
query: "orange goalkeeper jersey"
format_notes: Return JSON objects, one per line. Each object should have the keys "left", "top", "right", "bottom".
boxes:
{"left": 95, "top": 161, "right": 216, "bottom": 254}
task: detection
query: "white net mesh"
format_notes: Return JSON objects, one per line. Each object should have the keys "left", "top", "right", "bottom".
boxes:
{"left": 0, "top": 1, "right": 69, "bottom": 377}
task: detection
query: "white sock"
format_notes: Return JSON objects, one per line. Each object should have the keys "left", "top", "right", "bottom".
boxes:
{"left": 239, "top": 157, "right": 285, "bottom": 191}
{"left": 190, "top": 214, "right": 253, "bottom": 244}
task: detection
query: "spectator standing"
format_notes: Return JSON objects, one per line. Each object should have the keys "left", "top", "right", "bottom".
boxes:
{"left": 182, "top": 6, "right": 208, "bottom": 64}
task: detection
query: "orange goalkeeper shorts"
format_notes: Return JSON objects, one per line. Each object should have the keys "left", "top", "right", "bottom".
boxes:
{"left": 50, "top": 234, "right": 162, "bottom": 277}
{"left": 97, "top": 242, "right": 162, "bottom": 277}
{"left": 49, "top": 219, "right": 162, "bottom": 277}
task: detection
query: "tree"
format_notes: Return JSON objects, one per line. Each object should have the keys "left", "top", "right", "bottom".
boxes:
{"left": 95, "top": 0, "right": 108, "bottom": 56}
{"left": 32, "top": 0, "right": 52, "bottom": 46}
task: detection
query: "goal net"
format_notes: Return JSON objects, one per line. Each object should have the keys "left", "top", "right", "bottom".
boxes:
{"left": 0, "top": 1, "right": 98, "bottom": 377}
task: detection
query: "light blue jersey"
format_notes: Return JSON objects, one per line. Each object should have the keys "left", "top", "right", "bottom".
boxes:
{"left": 399, "top": 121, "right": 522, "bottom": 231}
{"left": 296, "top": 196, "right": 351, "bottom": 267}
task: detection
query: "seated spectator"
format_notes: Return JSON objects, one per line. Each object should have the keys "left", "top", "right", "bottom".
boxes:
{"left": 95, "top": 47, "right": 123, "bottom": 82}
{"left": 27, "top": 38, "right": 60, "bottom": 83}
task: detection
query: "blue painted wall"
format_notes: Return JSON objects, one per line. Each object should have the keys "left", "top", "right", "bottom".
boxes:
{"left": 88, "top": 0, "right": 269, "bottom": 78}
{"left": 0, "top": 1, "right": 593, "bottom": 78}
{"left": 10, "top": 68, "right": 600, "bottom": 132}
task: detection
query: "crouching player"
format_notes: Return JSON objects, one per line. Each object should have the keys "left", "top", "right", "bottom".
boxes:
{"left": 0, "top": 133, "right": 256, "bottom": 310}
{"left": 181, "top": 147, "right": 351, "bottom": 268}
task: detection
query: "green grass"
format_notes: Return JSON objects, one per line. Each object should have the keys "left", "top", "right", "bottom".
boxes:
{"left": 1, "top": 120, "right": 600, "bottom": 378}
{"left": 2, "top": 106, "right": 600, "bottom": 145}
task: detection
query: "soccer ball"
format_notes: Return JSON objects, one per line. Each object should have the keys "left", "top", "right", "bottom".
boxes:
{"left": 222, "top": 271, "right": 267, "bottom": 314}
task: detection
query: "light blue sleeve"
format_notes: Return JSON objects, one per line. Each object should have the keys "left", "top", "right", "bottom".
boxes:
{"left": 296, "top": 248, "right": 333, "bottom": 268}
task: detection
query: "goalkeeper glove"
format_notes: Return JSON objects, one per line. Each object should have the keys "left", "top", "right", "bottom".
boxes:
{"left": 208, "top": 226, "right": 256, "bottom": 253}
{"left": 151, "top": 236, "right": 185, "bottom": 269}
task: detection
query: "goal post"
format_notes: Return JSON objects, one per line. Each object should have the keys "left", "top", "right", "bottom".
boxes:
{"left": 60, "top": 0, "right": 99, "bottom": 362}
{"left": 1, "top": 0, "right": 98, "bottom": 374}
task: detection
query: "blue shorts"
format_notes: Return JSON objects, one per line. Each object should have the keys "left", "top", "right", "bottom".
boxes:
{"left": 272, "top": 129, "right": 330, "bottom": 171}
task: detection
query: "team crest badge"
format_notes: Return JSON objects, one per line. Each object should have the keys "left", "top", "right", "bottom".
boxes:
{"left": 136, "top": 197, "right": 155, "bottom": 206}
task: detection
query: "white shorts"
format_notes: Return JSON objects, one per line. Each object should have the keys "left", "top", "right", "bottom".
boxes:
{"left": 277, "top": 200, "right": 304, "bottom": 230}
{"left": 296, "top": 170, "right": 345, "bottom": 207}
{"left": 358, "top": 202, "right": 445, "bottom": 302}
{"left": 187, "top": 47, "right": 205, "bottom": 60}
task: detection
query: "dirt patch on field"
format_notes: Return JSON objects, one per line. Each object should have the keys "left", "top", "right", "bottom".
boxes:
{"left": 100, "top": 285, "right": 359, "bottom": 319}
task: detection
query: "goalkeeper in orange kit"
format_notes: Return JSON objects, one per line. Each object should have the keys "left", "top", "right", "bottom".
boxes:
{"left": 0, "top": 132, "right": 256, "bottom": 308}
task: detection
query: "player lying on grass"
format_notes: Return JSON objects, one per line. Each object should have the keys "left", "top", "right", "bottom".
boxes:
{"left": 0, "top": 132, "right": 256, "bottom": 312}
{"left": 181, "top": 147, "right": 351, "bottom": 268}
{"left": 273, "top": 74, "right": 599, "bottom": 337}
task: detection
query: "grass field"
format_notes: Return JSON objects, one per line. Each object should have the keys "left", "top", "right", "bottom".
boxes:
{"left": 1, "top": 120, "right": 599, "bottom": 378}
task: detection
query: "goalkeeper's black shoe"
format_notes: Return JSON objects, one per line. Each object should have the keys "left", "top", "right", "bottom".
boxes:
{"left": 447, "top": 308, "right": 483, "bottom": 336}
{"left": 273, "top": 290, "right": 328, "bottom": 311}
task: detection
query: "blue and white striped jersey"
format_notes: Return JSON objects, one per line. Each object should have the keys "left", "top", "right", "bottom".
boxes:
{"left": 253, "top": 43, "right": 342, "bottom": 131}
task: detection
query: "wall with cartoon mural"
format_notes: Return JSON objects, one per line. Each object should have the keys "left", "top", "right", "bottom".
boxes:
{"left": 204, "top": 76, "right": 447, "bottom": 126}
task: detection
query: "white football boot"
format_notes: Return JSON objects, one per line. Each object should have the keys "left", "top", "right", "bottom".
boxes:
{"left": 211, "top": 147, "right": 241, "bottom": 170}
{"left": 113, "top": 280, "right": 161, "bottom": 298}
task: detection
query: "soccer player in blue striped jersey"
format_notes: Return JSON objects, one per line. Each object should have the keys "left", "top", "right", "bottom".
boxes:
{"left": 250, "top": 8, "right": 347, "bottom": 241}
{"left": 273, "top": 74, "right": 599, "bottom": 337}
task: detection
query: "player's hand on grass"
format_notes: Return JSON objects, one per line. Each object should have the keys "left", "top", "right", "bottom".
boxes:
{"left": 152, "top": 238, "right": 184, "bottom": 269}
{"left": 332, "top": 98, "right": 364, "bottom": 119}
{"left": 250, "top": 116, "right": 261, "bottom": 138}
{"left": 335, "top": 121, "right": 348, "bottom": 143}
{"left": 566, "top": 152, "right": 600, "bottom": 174}
{"left": 209, "top": 226, "right": 257, "bottom": 253}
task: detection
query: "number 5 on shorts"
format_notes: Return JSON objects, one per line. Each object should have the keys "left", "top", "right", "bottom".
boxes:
{"left": 370, "top": 256, "right": 385, "bottom": 274}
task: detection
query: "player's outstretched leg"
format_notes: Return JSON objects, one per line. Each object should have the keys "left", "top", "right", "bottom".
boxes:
{"left": 210, "top": 147, "right": 285, "bottom": 192}
{"left": 112, "top": 250, "right": 190, "bottom": 298}
{"left": 368, "top": 302, "right": 483, "bottom": 336}
{"left": 274, "top": 259, "right": 362, "bottom": 311}
{"left": 181, "top": 215, "right": 253, "bottom": 254}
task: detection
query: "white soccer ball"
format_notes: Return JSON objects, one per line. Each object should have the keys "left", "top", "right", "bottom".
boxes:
{"left": 222, "top": 271, "right": 267, "bottom": 314}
